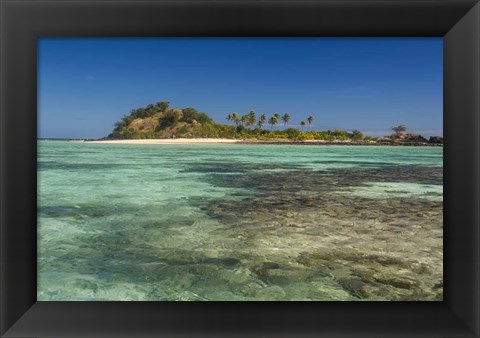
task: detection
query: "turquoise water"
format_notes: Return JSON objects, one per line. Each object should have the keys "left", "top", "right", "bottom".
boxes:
{"left": 38, "top": 141, "right": 443, "bottom": 301}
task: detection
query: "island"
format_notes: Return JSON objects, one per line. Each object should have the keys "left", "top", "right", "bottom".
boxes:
{"left": 91, "top": 101, "right": 443, "bottom": 146}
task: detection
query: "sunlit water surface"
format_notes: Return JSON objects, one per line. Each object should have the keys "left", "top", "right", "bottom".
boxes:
{"left": 38, "top": 141, "right": 443, "bottom": 301}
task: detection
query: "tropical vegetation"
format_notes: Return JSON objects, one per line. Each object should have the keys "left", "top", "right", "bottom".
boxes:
{"left": 105, "top": 101, "right": 438, "bottom": 144}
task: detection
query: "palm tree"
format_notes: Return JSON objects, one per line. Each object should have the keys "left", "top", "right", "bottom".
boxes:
{"left": 300, "top": 120, "right": 306, "bottom": 130}
{"left": 281, "top": 113, "right": 291, "bottom": 129}
{"left": 307, "top": 115, "right": 314, "bottom": 129}
{"left": 247, "top": 110, "right": 257, "bottom": 130}
{"left": 231, "top": 112, "right": 240, "bottom": 126}
{"left": 257, "top": 113, "right": 267, "bottom": 129}
{"left": 269, "top": 114, "right": 279, "bottom": 130}
{"left": 241, "top": 114, "right": 248, "bottom": 128}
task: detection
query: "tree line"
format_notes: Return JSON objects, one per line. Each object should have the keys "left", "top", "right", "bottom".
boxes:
{"left": 224, "top": 111, "right": 367, "bottom": 141}
{"left": 226, "top": 111, "right": 316, "bottom": 131}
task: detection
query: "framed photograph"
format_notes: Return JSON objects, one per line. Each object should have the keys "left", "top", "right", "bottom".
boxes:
{"left": 1, "top": 0, "right": 479, "bottom": 337}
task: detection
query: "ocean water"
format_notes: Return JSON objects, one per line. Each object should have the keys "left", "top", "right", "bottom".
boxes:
{"left": 38, "top": 141, "right": 443, "bottom": 301}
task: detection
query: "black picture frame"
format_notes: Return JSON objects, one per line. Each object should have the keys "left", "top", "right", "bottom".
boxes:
{"left": 1, "top": 0, "right": 479, "bottom": 337}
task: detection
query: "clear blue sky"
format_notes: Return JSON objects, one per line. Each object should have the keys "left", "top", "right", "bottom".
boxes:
{"left": 38, "top": 38, "right": 442, "bottom": 139}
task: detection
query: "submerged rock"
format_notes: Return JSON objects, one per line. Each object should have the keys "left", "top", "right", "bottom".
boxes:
{"left": 255, "top": 285, "right": 286, "bottom": 300}
{"left": 337, "top": 277, "right": 370, "bottom": 298}
{"left": 372, "top": 273, "right": 418, "bottom": 289}
{"left": 251, "top": 262, "right": 280, "bottom": 276}
{"left": 202, "top": 257, "right": 241, "bottom": 266}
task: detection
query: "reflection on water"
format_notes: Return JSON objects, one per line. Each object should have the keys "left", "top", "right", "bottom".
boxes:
{"left": 38, "top": 142, "right": 443, "bottom": 301}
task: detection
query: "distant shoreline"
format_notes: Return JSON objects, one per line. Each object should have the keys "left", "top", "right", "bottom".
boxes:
{"left": 83, "top": 138, "right": 443, "bottom": 146}
{"left": 239, "top": 140, "right": 443, "bottom": 146}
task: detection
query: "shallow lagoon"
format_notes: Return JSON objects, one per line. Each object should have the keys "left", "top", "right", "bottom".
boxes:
{"left": 38, "top": 141, "right": 443, "bottom": 301}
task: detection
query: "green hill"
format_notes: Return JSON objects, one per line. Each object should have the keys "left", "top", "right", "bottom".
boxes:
{"left": 106, "top": 101, "right": 236, "bottom": 139}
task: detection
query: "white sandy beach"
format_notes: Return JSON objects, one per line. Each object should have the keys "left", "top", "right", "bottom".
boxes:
{"left": 87, "top": 138, "right": 239, "bottom": 145}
